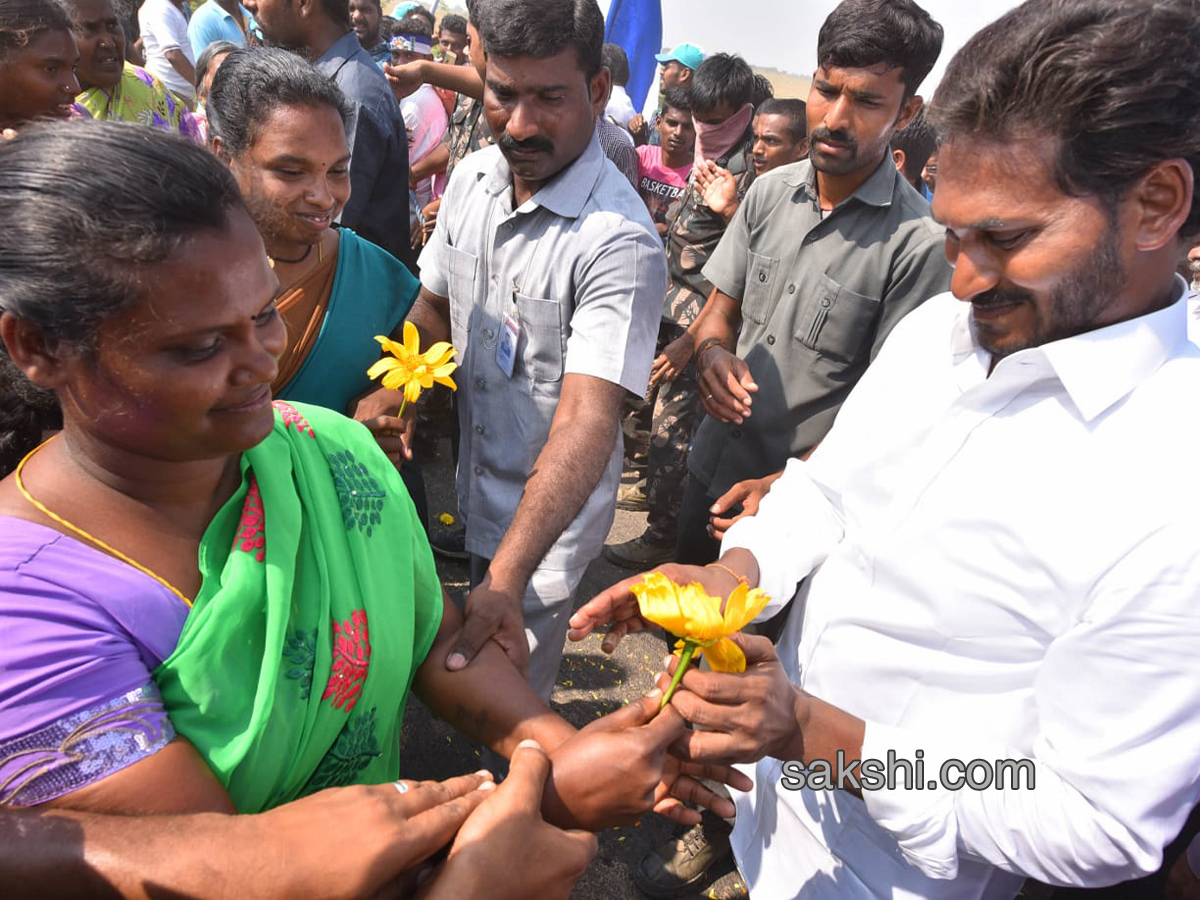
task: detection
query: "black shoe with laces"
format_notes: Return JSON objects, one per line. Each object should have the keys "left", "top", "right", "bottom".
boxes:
{"left": 633, "top": 812, "right": 733, "bottom": 898}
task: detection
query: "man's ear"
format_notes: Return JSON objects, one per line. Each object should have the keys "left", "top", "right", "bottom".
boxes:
{"left": 211, "top": 133, "right": 228, "bottom": 161}
{"left": 891, "top": 147, "right": 906, "bottom": 174}
{"left": 0, "top": 312, "right": 69, "bottom": 390}
{"left": 589, "top": 65, "right": 612, "bottom": 116}
{"left": 1128, "top": 158, "right": 1194, "bottom": 252}
{"left": 894, "top": 94, "right": 922, "bottom": 133}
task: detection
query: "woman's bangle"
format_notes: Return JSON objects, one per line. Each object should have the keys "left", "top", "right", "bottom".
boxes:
{"left": 705, "top": 562, "right": 746, "bottom": 584}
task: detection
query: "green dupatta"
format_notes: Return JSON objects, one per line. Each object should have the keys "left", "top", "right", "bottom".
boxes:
{"left": 154, "top": 401, "right": 442, "bottom": 813}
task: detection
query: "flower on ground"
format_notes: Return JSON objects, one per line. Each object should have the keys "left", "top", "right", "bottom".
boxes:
{"left": 438, "top": 512, "right": 456, "bottom": 526}
{"left": 366, "top": 322, "right": 458, "bottom": 409}
{"left": 631, "top": 571, "right": 770, "bottom": 707}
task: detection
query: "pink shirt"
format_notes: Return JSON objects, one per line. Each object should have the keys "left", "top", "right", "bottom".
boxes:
{"left": 636, "top": 144, "right": 692, "bottom": 230}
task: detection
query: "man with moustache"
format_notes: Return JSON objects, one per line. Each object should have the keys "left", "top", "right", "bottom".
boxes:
{"left": 406, "top": 0, "right": 664, "bottom": 699}
{"left": 572, "top": 0, "right": 1200, "bottom": 896}
{"left": 676, "top": 0, "right": 951, "bottom": 565}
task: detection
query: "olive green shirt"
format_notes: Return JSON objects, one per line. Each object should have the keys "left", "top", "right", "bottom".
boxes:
{"left": 690, "top": 156, "right": 952, "bottom": 495}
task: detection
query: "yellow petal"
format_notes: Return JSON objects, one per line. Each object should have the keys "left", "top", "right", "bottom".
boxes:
{"left": 703, "top": 638, "right": 747, "bottom": 673}
{"left": 404, "top": 379, "right": 423, "bottom": 405}
{"left": 366, "top": 357, "right": 400, "bottom": 381}
{"left": 423, "top": 341, "right": 455, "bottom": 363}
{"left": 677, "top": 581, "right": 726, "bottom": 642}
{"left": 375, "top": 334, "right": 405, "bottom": 357}
{"left": 403, "top": 320, "right": 420, "bottom": 355}
{"left": 433, "top": 373, "right": 458, "bottom": 391}
{"left": 431, "top": 361, "right": 458, "bottom": 378}
{"left": 631, "top": 572, "right": 690, "bottom": 636}
{"left": 721, "top": 582, "right": 771, "bottom": 634}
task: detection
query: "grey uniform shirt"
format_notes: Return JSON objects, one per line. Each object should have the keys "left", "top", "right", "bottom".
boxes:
{"left": 419, "top": 135, "right": 666, "bottom": 567}
{"left": 316, "top": 31, "right": 410, "bottom": 260}
{"left": 691, "top": 156, "right": 952, "bottom": 496}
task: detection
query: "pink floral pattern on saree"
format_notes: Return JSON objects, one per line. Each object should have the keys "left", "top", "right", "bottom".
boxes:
{"left": 273, "top": 400, "right": 316, "bottom": 438}
{"left": 323, "top": 610, "right": 371, "bottom": 712}
{"left": 233, "top": 476, "right": 266, "bottom": 562}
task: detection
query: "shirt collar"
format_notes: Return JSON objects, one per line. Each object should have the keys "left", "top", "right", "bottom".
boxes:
{"left": 482, "top": 132, "right": 605, "bottom": 219}
{"left": 785, "top": 154, "right": 898, "bottom": 209}
{"left": 950, "top": 275, "right": 1191, "bottom": 421}
{"left": 316, "top": 30, "right": 362, "bottom": 66}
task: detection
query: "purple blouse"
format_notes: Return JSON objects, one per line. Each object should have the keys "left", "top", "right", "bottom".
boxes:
{"left": 0, "top": 517, "right": 185, "bottom": 804}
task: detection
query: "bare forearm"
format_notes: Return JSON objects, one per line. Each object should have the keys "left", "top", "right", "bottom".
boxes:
{"left": 693, "top": 288, "right": 741, "bottom": 351}
{"left": 411, "top": 143, "right": 450, "bottom": 181}
{"left": 164, "top": 49, "right": 194, "bottom": 86}
{"left": 407, "top": 288, "right": 452, "bottom": 346}
{"left": 487, "top": 379, "right": 622, "bottom": 593}
{"left": 415, "top": 59, "right": 483, "bottom": 99}
{"left": 0, "top": 808, "right": 276, "bottom": 899}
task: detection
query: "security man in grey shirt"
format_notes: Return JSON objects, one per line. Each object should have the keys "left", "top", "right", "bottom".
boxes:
{"left": 676, "top": 0, "right": 953, "bottom": 565}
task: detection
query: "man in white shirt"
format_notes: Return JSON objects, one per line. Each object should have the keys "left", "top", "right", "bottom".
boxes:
{"left": 602, "top": 42, "right": 635, "bottom": 129}
{"left": 570, "top": 0, "right": 1200, "bottom": 896}
{"left": 138, "top": 0, "right": 195, "bottom": 106}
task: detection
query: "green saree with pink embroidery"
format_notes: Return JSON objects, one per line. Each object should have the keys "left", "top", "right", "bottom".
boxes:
{"left": 153, "top": 401, "right": 443, "bottom": 813}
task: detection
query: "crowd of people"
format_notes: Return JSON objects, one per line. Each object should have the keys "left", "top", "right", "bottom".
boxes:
{"left": 1, "top": 0, "right": 1199, "bottom": 897}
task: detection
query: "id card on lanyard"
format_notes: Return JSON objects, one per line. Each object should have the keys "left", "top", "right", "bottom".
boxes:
{"left": 496, "top": 285, "right": 521, "bottom": 377}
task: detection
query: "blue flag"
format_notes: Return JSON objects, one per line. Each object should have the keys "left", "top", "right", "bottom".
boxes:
{"left": 604, "top": 0, "right": 663, "bottom": 113}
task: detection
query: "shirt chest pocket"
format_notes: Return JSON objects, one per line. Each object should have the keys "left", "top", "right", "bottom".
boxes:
{"left": 794, "top": 275, "right": 880, "bottom": 364}
{"left": 447, "top": 246, "right": 477, "bottom": 344}
{"left": 516, "top": 291, "right": 565, "bottom": 382}
{"left": 741, "top": 251, "right": 779, "bottom": 325}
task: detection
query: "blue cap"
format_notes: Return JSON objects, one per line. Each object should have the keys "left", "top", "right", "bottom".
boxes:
{"left": 654, "top": 43, "right": 704, "bottom": 72}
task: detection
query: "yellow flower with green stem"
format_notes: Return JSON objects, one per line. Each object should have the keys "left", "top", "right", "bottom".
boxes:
{"left": 366, "top": 322, "right": 458, "bottom": 414}
{"left": 630, "top": 571, "right": 770, "bottom": 708}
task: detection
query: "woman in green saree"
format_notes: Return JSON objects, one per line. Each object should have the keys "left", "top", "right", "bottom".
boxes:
{"left": 0, "top": 121, "right": 745, "bottom": 875}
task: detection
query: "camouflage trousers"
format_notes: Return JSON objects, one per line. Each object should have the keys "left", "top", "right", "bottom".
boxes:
{"left": 645, "top": 321, "right": 704, "bottom": 542}
{"left": 621, "top": 392, "right": 651, "bottom": 479}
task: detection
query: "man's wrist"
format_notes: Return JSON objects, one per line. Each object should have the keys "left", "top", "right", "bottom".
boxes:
{"left": 695, "top": 337, "right": 728, "bottom": 369}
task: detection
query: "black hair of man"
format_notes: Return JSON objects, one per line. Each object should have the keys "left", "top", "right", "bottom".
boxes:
{"left": 208, "top": 47, "right": 351, "bottom": 159}
{"left": 689, "top": 53, "right": 754, "bottom": 116}
{"left": 890, "top": 107, "right": 935, "bottom": 184}
{"left": 930, "top": 0, "right": 1200, "bottom": 238}
{"left": 440, "top": 12, "right": 467, "bottom": 36}
{"left": 660, "top": 84, "right": 691, "bottom": 117}
{"left": 395, "top": 11, "right": 432, "bottom": 38}
{"left": 816, "top": 0, "right": 943, "bottom": 101}
{"left": 751, "top": 73, "right": 774, "bottom": 107}
{"left": 602, "top": 42, "right": 629, "bottom": 86}
{"left": 407, "top": 5, "right": 435, "bottom": 31}
{"left": 355, "top": 0, "right": 381, "bottom": 11}
{"left": 318, "top": 0, "right": 350, "bottom": 29}
{"left": 475, "top": 0, "right": 603, "bottom": 78}
{"left": 755, "top": 97, "right": 806, "bottom": 144}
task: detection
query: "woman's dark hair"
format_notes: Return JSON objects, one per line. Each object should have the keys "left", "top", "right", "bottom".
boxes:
{"left": 207, "top": 48, "right": 350, "bottom": 158}
{"left": 816, "top": 0, "right": 943, "bottom": 101}
{"left": 756, "top": 97, "right": 807, "bottom": 144}
{"left": 195, "top": 38, "right": 239, "bottom": 90}
{"left": 0, "top": 0, "right": 72, "bottom": 59}
{"left": 930, "top": 0, "right": 1200, "bottom": 237}
{"left": 475, "top": 0, "right": 602, "bottom": 78}
{"left": 690, "top": 53, "right": 754, "bottom": 117}
{"left": 0, "top": 120, "right": 246, "bottom": 473}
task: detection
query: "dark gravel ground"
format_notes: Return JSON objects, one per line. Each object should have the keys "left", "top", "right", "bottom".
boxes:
{"left": 397, "top": 431, "right": 746, "bottom": 899}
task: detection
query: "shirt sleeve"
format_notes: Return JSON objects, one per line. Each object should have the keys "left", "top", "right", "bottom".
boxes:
{"left": 564, "top": 213, "right": 666, "bottom": 395}
{"left": 144, "top": 1, "right": 190, "bottom": 57}
{"left": 860, "top": 527, "right": 1200, "bottom": 886}
{"left": 871, "top": 226, "right": 952, "bottom": 362}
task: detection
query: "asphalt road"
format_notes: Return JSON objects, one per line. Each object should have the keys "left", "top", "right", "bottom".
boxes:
{"left": 399, "top": 430, "right": 744, "bottom": 899}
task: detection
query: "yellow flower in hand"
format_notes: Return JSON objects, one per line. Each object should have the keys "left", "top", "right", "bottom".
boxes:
{"left": 630, "top": 571, "right": 770, "bottom": 707}
{"left": 366, "top": 322, "right": 458, "bottom": 411}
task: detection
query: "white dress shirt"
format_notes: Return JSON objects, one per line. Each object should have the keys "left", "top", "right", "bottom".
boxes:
{"left": 137, "top": 0, "right": 195, "bottom": 102}
{"left": 723, "top": 280, "right": 1200, "bottom": 899}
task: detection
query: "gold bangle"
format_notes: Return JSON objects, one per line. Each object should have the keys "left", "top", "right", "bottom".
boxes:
{"left": 705, "top": 562, "right": 746, "bottom": 584}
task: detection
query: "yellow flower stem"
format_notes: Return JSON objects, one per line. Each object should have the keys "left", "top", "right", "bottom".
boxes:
{"left": 397, "top": 399, "right": 407, "bottom": 417}
{"left": 660, "top": 640, "right": 699, "bottom": 710}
